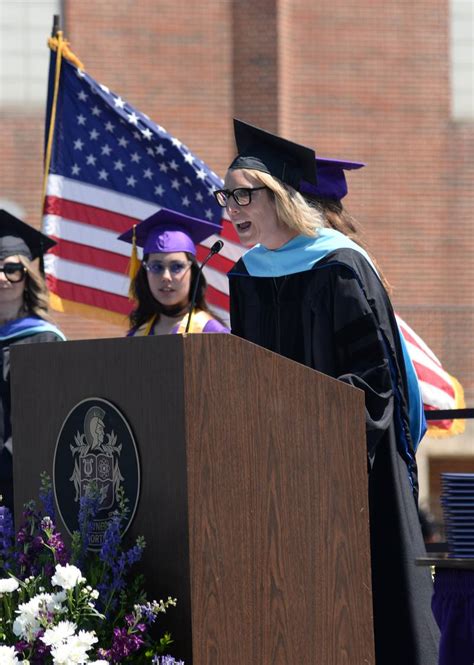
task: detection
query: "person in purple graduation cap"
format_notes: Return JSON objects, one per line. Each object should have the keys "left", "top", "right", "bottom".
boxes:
{"left": 0, "top": 210, "right": 66, "bottom": 512}
{"left": 118, "top": 207, "right": 229, "bottom": 336}
{"left": 300, "top": 157, "right": 365, "bottom": 236}
{"left": 300, "top": 158, "right": 391, "bottom": 286}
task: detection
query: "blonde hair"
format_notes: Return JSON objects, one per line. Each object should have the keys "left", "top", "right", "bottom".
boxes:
{"left": 239, "top": 169, "right": 325, "bottom": 237}
{"left": 18, "top": 255, "right": 54, "bottom": 321}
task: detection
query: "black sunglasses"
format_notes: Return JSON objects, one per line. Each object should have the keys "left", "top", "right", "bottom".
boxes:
{"left": 0, "top": 262, "right": 27, "bottom": 283}
{"left": 213, "top": 186, "right": 267, "bottom": 208}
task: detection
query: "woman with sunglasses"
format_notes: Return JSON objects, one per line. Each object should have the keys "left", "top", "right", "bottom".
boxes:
{"left": 0, "top": 210, "right": 65, "bottom": 512}
{"left": 218, "top": 120, "right": 439, "bottom": 665}
{"left": 118, "top": 207, "right": 228, "bottom": 336}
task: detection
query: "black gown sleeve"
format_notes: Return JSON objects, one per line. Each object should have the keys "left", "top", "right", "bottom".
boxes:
{"left": 315, "top": 266, "right": 395, "bottom": 465}
{"left": 0, "top": 328, "right": 64, "bottom": 510}
{"left": 1, "top": 330, "right": 64, "bottom": 447}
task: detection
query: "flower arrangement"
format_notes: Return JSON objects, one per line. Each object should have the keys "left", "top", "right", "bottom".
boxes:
{"left": 0, "top": 475, "right": 184, "bottom": 664}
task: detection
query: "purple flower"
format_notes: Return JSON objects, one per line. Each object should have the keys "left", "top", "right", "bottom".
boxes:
{"left": 100, "top": 626, "right": 144, "bottom": 662}
{"left": 97, "top": 515, "right": 145, "bottom": 616}
{"left": 46, "top": 530, "right": 69, "bottom": 565}
{"left": 39, "top": 473, "right": 56, "bottom": 522}
{"left": 16, "top": 636, "right": 51, "bottom": 663}
{"left": 10, "top": 504, "right": 64, "bottom": 577}
{"left": 32, "top": 535, "right": 43, "bottom": 549}
{"left": 0, "top": 505, "right": 14, "bottom": 567}
{"left": 14, "top": 640, "right": 29, "bottom": 653}
{"left": 31, "top": 639, "right": 52, "bottom": 663}
{"left": 16, "top": 526, "right": 28, "bottom": 544}
{"left": 75, "top": 489, "right": 102, "bottom": 566}
{"left": 126, "top": 541, "right": 144, "bottom": 566}
{"left": 99, "top": 514, "right": 122, "bottom": 568}
{"left": 139, "top": 604, "right": 156, "bottom": 625}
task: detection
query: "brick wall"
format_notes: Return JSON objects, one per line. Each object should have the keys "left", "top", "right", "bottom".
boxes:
{"left": 0, "top": 0, "right": 472, "bottom": 398}
{"left": 65, "top": 0, "right": 235, "bottom": 177}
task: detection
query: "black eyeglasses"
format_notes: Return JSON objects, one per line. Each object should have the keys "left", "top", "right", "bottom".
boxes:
{"left": 213, "top": 186, "right": 267, "bottom": 208}
{"left": 0, "top": 262, "right": 27, "bottom": 283}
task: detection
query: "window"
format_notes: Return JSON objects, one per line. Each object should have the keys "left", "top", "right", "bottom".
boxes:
{"left": 0, "top": 0, "right": 60, "bottom": 107}
{"left": 450, "top": 0, "right": 474, "bottom": 119}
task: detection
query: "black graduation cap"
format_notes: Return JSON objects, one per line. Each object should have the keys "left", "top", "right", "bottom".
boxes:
{"left": 229, "top": 119, "right": 317, "bottom": 190}
{"left": 0, "top": 209, "right": 56, "bottom": 261}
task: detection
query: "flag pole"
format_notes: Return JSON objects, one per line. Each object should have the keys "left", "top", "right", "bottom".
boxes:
{"left": 52, "top": 13, "right": 60, "bottom": 36}
{"left": 42, "top": 17, "right": 84, "bottom": 211}
{"left": 41, "top": 23, "right": 64, "bottom": 212}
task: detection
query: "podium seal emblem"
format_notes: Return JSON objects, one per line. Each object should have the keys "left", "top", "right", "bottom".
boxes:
{"left": 54, "top": 398, "right": 140, "bottom": 549}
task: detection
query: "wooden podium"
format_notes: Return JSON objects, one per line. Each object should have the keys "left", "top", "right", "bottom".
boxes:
{"left": 11, "top": 334, "right": 375, "bottom": 664}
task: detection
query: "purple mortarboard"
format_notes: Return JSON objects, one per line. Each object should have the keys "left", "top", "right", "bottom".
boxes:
{"left": 117, "top": 207, "right": 221, "bottom": 256}
{"left": 299, "top": 158, "right": 365, "bottom": 201}
{"left": 229, "top": 119, "right": 317, "bottom": 189}
{"left": 0, "top": 209, "right": 56, "bottom": 261}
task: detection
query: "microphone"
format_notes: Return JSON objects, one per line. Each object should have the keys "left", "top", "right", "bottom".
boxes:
{"left": 185, "top": 239, "right": 224, "bottom": 334}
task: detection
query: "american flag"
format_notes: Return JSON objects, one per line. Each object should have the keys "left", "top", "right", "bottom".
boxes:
{"left": 396, "top": 315, "right": 465, "bottom": 438}
{"left": 42, "top": 46, "right": 241, "bottom": 323}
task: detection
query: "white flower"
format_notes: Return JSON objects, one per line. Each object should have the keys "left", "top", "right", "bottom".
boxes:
{"left": 51, "top": 563, "right": 85, "bottom": 590}
{"left": 0, "top": 577, "right": 19, "bottom": 593}
{"left": 13, "top": 591, "right": 67, "bottom": 640}
{"left": 41, "top": 620, "right": 77, "bottom": 646}
{"left": 89, "top": 661, "right": 109, "bottom": 664}
{"left": 76, "top": 629, "right": 98, "bottom": 648}
{"left": 52, "top": 590, "right": 68, "bottom": 610}
{"left": 51, "top": 635, "right": 94, "bottom": 664}
{"left": 51, "top": 642, "right": 88, "bottom": 664}
{"left": 48, "top": 630, "right": 98, "bottom": 664}
{"left": 0, "top": 645, "right": 20, "bottom": 664}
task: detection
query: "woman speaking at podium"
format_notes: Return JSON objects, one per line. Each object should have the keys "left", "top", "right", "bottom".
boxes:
{"left": 0, "top": 210, "right": 65, "bottom": 513}
{"left": 219, "top": 120, "right": 439, "bottom": 665}
{"left": 118, "top": 207, "right": 228, "bottom": 336}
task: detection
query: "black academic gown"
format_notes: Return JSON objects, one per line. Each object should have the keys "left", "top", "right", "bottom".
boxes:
{"left": 228, "top": 247, "right": 439, "bottom": 665}
{"left": 0, "top": 326, "right": 63, "bottom": 512}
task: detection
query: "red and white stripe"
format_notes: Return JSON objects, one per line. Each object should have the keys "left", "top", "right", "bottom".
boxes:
{"left": 396, "top": 314, "right": 457, "bottom": 412}
{"left": 395, "top": 314, "right": 465, "bottom": 435}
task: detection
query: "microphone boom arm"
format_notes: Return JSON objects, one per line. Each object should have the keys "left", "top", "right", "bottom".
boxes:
{"left": 184, "top": 239, "right": 224, "bottom": 334}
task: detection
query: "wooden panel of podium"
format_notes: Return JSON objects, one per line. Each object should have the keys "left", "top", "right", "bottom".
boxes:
{"left": 11, "top": 333, "right": 374, "bottom": 664}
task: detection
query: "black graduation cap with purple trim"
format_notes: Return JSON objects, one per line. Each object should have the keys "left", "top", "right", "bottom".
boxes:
{"left": 229, "top": 119, "right": 317, "bottom": 190}
{"left": 0, "top": 209, "right": 56, "bottom": 261}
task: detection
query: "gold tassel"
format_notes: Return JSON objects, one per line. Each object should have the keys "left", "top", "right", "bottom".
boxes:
{"left": 48, "top": 34, "right": 85, "bottom": 70}
{"left": 426, "top": 374, "right": 466, "bottom": 439}
{"left": 128, "top": 225, "right": 141, "bottom": 299}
